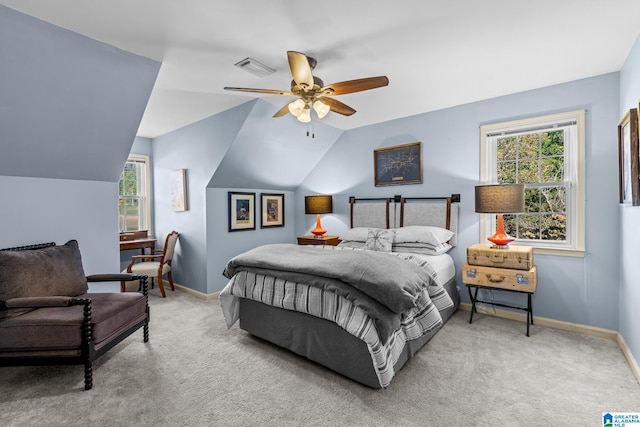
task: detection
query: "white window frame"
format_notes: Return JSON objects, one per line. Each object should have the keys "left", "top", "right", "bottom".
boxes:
{"left": 118, "top": 154, "right": 151, "bottom": 233}
{"left": 479, "top": 110, "right": 585, "bottom": 257}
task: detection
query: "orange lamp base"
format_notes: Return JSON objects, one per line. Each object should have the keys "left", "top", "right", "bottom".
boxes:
{"left": 487, "top": 214, "right": 515, "bottom": 248}
{"left": 310, "top": 214, "right": 327, "bottom": 237}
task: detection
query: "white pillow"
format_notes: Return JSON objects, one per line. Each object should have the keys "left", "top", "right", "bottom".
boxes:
{"left": 394, "top": 225, "right": 454, "bottom": 245}
{"left": 341, "top": 227, "right": 378, "bottom": 242}
{"left": 365, "top": 229, "right": 395, "bottom": 252}
{"left": 392, "top": 242, "right": 452, "bottom": 255}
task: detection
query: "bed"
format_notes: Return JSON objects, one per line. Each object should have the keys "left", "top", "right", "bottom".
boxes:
{"left": 220, "top": 195, "right": 461, "bottom": 388}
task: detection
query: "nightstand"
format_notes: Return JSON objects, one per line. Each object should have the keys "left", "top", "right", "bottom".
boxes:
{"left": 297, "top": 235, "right": 342, "bottom": 246}
{"left": 462, "top": 244, "right": 537, "bottom": 336}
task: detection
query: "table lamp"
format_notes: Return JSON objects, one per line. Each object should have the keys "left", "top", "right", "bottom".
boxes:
{"left": 475, "top": 184, "right": 525, "bottom": 248}
{"left": 305, "top": 195, "right": 333, "bottom": 237}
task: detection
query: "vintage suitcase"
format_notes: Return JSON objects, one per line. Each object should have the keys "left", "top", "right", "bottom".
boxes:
{"left": 466, "top": 243, "right": 533, "bottom": 270}
{"left": 462, "top": 263, "right": 537, "bottom": 293}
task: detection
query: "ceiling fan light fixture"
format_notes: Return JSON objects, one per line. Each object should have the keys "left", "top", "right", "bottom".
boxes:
{"left": 225, "top": 51, "right": 389, "bottom": 125}
{"left": 297, "top": 106, "right": 311, "bottom": 123}
{"left": 234, "top": 57, "right": 276, "bottom": 78}
{"left": 313, "top": 100, "right": 330, "bottom": 118}
{"left": 288, "top": 98, "right": 305, "bottom": 117}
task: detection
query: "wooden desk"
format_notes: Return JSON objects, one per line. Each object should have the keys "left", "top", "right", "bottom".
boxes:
{"left": 119, "top": 238, "right": 157, "bottom": 254}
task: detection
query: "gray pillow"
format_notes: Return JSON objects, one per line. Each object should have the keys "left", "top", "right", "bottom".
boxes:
{"left": 0, "top": 240, "right": 88, "bottom": 301}
{"left": 365, "top": 229, "right": 395, "bottom": 252}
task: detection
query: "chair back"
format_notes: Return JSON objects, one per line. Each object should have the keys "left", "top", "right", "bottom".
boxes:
{"left": 162, "top": 231, "right": 179, "bottom": 265}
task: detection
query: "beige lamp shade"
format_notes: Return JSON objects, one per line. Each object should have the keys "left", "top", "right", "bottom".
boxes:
{"left": 475, "top": 184, "right": 525, "bottom": 214}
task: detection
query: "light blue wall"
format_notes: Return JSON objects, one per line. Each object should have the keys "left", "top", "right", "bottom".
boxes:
{"left": 619, "top": 35, "right": 640, "bottom": 367}
{"left": 0, "top": 176, "right": 120, "bottom": 278}
{"left": 0, "top": 6, "right": 159, "bottom": 287}
{"left": 151, "top": 102, "right": 256, "bottom": 294}
{"left": 301, "top": 73, "right": 622, "bottom": 330}
{"left": 152, "top": 99, "right": 343, "bottom": 294}
{"left": 156, "top": 72, "right": 621, "bottom": 335}
{"left": 0, "top": 5, "right": 160, "bottom": 183}
{"left": 208, "top": 99, "right": 342, "bottom": 190}
{"left": 131, "top": 136, "right": 153, "bottom": 156}
{"left": 206, "top": 188, "right": 297, "bottom": 292}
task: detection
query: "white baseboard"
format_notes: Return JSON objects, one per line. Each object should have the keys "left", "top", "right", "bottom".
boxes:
{"left": 458, "top": 302, "right": 617, "bottom": 339}
{"left": 459, "top": 302, "right": 640, "bottom": 384}
{"left": 173, "top": 283, "right": 219, "bottom": 300}
{"left": 617, "top": 333, "right": 640, "bottom": 385}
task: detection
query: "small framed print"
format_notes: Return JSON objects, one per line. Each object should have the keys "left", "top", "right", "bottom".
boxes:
{"left": 261, "top": 193, "right": 284, "bottom": 228}
{"left": 618, "top": 108, "right": 639, "bottom": 205}
{"left": 374, "top": 141, "right": 423, "bottom": 186}
{"left": 228, "top": 192, "right": 255, "bottom": 231}
{"left": 170, "top": 169, "right": 187, "bottom": 211}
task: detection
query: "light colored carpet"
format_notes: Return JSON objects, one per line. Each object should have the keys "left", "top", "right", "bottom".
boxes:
{"left": 1, "top": 288, "right": 638, "bottom": 426}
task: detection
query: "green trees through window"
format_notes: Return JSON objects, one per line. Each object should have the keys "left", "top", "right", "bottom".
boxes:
{"left": 497, "top": 130, "right": 566, "bottom": 241}
{"left": 480, "top": 110, "right": 585, "bottom": 255}
{"left": 118, "top": 155, "right": 149, "bottom": 232}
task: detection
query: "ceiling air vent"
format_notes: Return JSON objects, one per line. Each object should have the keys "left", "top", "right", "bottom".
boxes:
{"left": 234, "top": 57, "right": 276, "bottom": 78}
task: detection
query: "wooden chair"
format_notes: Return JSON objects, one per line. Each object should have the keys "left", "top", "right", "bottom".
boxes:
{"left": 122, "top": 231, "right": 179, "bottom": 297}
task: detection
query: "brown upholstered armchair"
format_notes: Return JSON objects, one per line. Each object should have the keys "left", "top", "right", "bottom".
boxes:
{"left": 0, "top": 240, "right": 150, "bottom": 390}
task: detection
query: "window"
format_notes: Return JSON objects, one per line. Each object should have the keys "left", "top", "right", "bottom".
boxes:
{"left": 480, "top": 110, "right": 585, "bottom": 256}
{"left": 118, "top": 154, "right": 150, "bottom": 232}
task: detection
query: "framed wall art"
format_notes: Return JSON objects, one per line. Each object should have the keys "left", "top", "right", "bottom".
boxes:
{"left": 618, "top": 108, "right": 639, "bottom": 205}
{"left": 228, "top": 192, "right": 255, "bottom": 231}
{"left": 261, "top": 193, "right": 284, "bottom": 228}
{"left": 170, "top": 169, "right": 187, "bottom": 211}
{"left": 373, "top": 142, "right": 423, "bottom": 186}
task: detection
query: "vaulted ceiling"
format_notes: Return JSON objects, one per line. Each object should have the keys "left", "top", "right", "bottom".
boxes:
{"left": 2, "top": 0, "right": 639, "bottom": 138}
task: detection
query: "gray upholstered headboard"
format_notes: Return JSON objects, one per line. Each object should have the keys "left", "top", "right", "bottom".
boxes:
{"left": 349, "top": 197, "right": 393, "bottom": 229}
{"left": 349, "top": 195, "right": 460, "bottom": 246}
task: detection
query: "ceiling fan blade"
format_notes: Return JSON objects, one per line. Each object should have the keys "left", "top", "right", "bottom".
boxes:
{"left": 322, "top": 76, "right": 389, "bottom": 96}
{"left": 224, "top": 87, "right": 293, "bottom": 96}
{"left": 273, "top": 103, "right": 291, "bottom": 118}
{"left": 319, "top": 97, "right": 356, "bottom": 116}
{"left": 287, "top": 51, "right": 314, "bottom": 90}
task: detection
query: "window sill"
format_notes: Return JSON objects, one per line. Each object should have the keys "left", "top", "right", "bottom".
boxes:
{"left": 532, "top": 246, "right": 585, "bottom": 257}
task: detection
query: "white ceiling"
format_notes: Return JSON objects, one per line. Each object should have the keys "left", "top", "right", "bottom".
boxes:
{"left": 3, "top": 0, "right": 640, "bottom": 138}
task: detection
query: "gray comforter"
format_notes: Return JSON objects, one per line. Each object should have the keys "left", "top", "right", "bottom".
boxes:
{"left": 223, "top": 244, "right": 435, "bottom": 313}
{"left": 222, "top": 244, "right": 441, "bottom": 341}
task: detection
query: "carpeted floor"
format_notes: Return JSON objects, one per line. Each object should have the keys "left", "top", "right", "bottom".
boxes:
{"left": 1, "top": 288, "right": 638, "bottom": 426}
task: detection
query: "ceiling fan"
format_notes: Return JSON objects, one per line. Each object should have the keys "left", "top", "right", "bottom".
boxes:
{"left": 224, "top": 51, "right": 389, "bottom": 123}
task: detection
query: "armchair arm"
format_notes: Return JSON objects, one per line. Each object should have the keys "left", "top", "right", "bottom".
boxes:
{"left": 131, "top": 254, "right": 162, "bottom": 261}
{"left": 87, "top": 273, "right": 147, "bottom": 282}
{"left": 127, "top": 254, "right": 162, "bottom": 272}
{"left": 1, "top": 296, "right": 89, "bottom": 310}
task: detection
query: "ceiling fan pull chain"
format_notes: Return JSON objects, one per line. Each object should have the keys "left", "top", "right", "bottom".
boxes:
{"left": 304, "top": 122, "right": 315, "bottom": 138}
